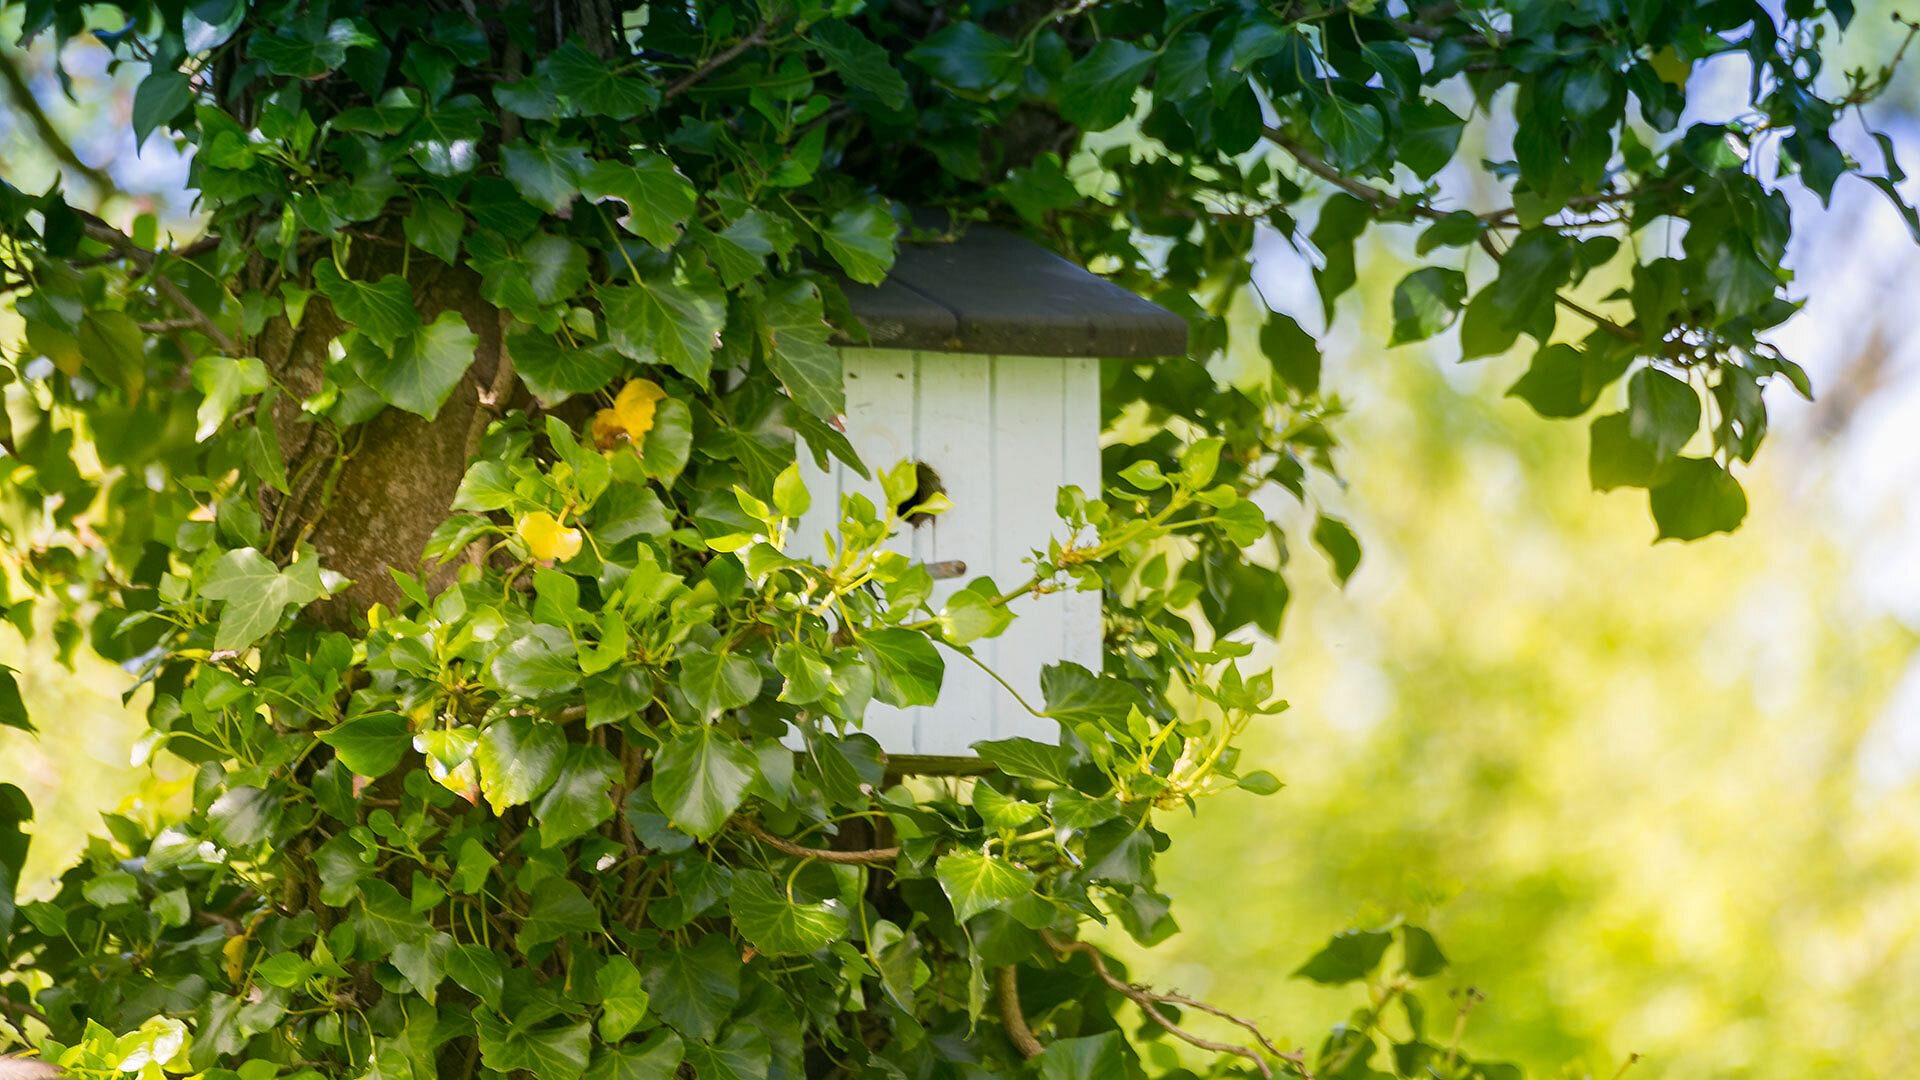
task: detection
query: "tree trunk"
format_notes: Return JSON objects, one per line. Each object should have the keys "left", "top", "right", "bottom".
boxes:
{"left": 258, "top": 254, "right": 509, "bottom": 625}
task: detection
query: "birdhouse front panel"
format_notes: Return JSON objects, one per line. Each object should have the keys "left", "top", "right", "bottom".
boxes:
{"left": 794, "top": 347, "right": 1103, "bottom": 756}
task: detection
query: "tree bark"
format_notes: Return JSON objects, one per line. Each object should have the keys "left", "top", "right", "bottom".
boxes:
{"left": 258, "top": 254, "right": 508, "bottom": 625}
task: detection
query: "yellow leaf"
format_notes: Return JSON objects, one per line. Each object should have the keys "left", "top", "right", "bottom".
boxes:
{"left": 613, "top": 379, "right": 666, "bottom": 442}
{"left": 591, "top": 408, "right": 626, "bottom": 451}
{"left": 517, "top": 511, "right": 582, "bottom": 562}
{"left": 223, "top": 934, "right": 248, "bottom": 983}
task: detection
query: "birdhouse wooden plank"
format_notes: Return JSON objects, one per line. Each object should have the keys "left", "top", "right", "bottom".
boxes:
{"left": 794, "top": 224, "right": 1187, "bottom": 759}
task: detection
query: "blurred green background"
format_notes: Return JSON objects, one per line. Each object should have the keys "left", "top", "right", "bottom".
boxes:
{"left": 8, "top": 9, "right": 1920, "bottom": 1078}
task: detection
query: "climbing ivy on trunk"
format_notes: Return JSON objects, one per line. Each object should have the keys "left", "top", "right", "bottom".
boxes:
{"left": 0, "top": 0, "right": 1908, "bottom": 1077}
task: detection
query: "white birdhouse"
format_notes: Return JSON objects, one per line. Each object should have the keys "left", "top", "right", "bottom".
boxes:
{"left": 794, "top": 225, "right": 1187, "bottom": 761}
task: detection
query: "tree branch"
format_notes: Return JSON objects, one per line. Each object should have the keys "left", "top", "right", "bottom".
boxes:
{"left": 732, "top": 817, "right": 901, "bottom": 865}
{"left": 0, "top": 47, "right": 114, "bottom": 195}
{"left": 996, "top": 966, "right": 1045, "bottom": 1060}
{"left": 75, "top": 211, "right": 240, "bottom": 354}
{"left": 664, "top": 24, "right": 769, "bottom": 101}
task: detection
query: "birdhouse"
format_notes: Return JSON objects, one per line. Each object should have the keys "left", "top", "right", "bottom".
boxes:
{"left": 793, "top": 225, "right": 1188, "bottom": 760}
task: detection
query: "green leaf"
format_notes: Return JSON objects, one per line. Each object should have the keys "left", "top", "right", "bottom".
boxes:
{"left": 729, "top": 868, "right": 850, "bottom": 957}
{"left": 317, "top": 713, "right": 410, "bottom": 777}
{"left": 809, "top": 22, "right": 910, "bottom": 110}
{"left": 652, "top": 726, "right": 759, "bottom": 841}
{"left": 1588, "top": 411, "right": 1669, "bottom": 491}
{"left": 907, "top": 23, "right": 1018, "bottom": 91}
{"left": 819, "top": 202, "right": 897, "bottom": 285}
{"left": 313, "top": 261, "right": 419, "bottom": 350}
{"left": 1040, "top": 662, "right": 1145, "bottom": 727}
{"left": 0, "top": 668, "right": 31, "bottom": 732}
{"left": 1262, "top": 310, "right": 1321, "bottom": 395}
{"left": 468, "top": 231, "right": 590, "bottom": 321}
{"left": 972, "top": 737, "right": 1074, "bottom": 785}
{"left": 133, "top": 71, "right": 193, "bottom": 148}
{"left": 508, "top": 325, "right": 623, "bottom": 404}
{"left": 391, "top": 930, "right": 452, "bottom": 1002}
{"left": 1400, "top": 99, "right": 1466, "bottom": 179}
{"left": 493, "top": 623, "right": 582, "bottom": 697}
{"left": 586, "top": 1032, "right": 684, "bottom": 1080}
{"left": 201, "top": 548, "right": 328, "bottom": 653}
{"left": 404, "top": 198, "right": 465, "bottom": 265}
{"left": 1309, "top": 96, "right": 1385, "bottom": 171}
{"left": 1056, "top": 41, "right": 1155, "bottom": 131}
{"left": 190, "top": 355, "right": 270, "bottom": 442}
{"left": 78, "top": 310, "right": 146, "bottom": 400}
{"left": 683, "top": 1026, "right": 771, "bottom": 1080}
{"left": 1389, "top": 267, "right": 1468, "bottom": 345}
{"left": 502, "top": 139, "right": 591, "bottom": 214}
{"left": 1507, "top": 343, "right": 1625, "bottom": 419}
{"left": 542, "top": 40, "right": 662, "bottom": 119}
{"left": 1034, "top": 1032, "right": 1127, "bottom": 1080}
{"left": 477, "top": 1013, "right": 592, "bottom": 1080}
{"left": 1649, "top": 457, "right": 1748, "bottom": 541}
{"left": 641, "top": 934, "right": 741, "bottom": 1041}
{"left": 680, "top": 651, "right": 762, "bottom": 714}
{"left": 1312, "top": 514, "right": 1362, "bottom": 584}
{"left": 596, "top": 956, "right": 652, "bottom": 1042}
{"left": 934, "top": 850, "right": 1036, "bottom": 923}
{"left": 581, "top": 156, "right": 696, "bottom": 249}
{"left": 700, "top": 211, "right": 787, "bottom": 289}
{"left": 602, "top": 274, "right": 727, "bottom": 385}
{"left": 355, "top": 880, "right": 431, "bottom": 953}
{"left": 759, "top": 278, "right": 844, "bottom": 417}
{"left": 475, "top": 715, "right": 566, "bottom": 814}
{"left": 352, "top": 310, "right": 478, "bottom": 418}
{"left": 516, "top": 877, "right": 603, "bottom": 953}
{"left": 447, "top": 943, "right": 504, "bottom": 1010}
{"left": 1627, "top": 368, "right": 1701, "bottom": 463}
{"left": 534, "top": 744, "right": 621, "bottom": 847}
{"left": 1294, "top": 927, "right": 1394, "bottom": 984}
{"left": 1401, "top": 925, "right": 1449, "bottom": 977}
{"left": 861, "top": 629, "right": 944, "bottom": 708}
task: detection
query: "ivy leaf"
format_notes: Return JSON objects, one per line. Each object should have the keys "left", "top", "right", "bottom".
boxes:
{"left": 596, "top": 956, "right": 652, "bottom": 1042}
{"left": 1588, "top": 411, "right": 1669, "bottom": 491}
{"left": 641, "top": 934, "right": 742, "bottom": 1041}
{"left": 468, "top": 231, "right": 590, "bottom": 321}
{"left": 809, "top": 22, "right": 910, "bottom": 110}
{"left": 534, "top": 744, "right": 620, "bottom": 847}
{"left": 680, "top": 651, "right": 762, "bottom": 714}
{"left": 541, "top": 41, "right": 662, "bottom": 119}
{"left": 316, "top": 713, "right": 411, "bottom": 777}
{"left": 476, "top": 1013, "right": 592, "bottom": 1080}
{"left": 1627, "top": 368, "right": 1701, "bottom": 463}
{"left": 208, "top": 785, "right": 278, "bottom": 849}
{"left": 404, "top": 198, "right": 465, "bottom": 265}
{"left": 355, "top": 880, "right": 431, "bottom": 954}
{"left": 492, "top": 623, "right": 582, "bottom": 697}
{"left": 1056, "top": 41, "right": 1156, "bottom": 131}
{"left": 683, "top": 1026, "right": 772, "bottom": 1080}
{"left": 1262, "top": 311, "right": 1321, "bottom": 395}
{"left": 1309, "top": 97, "right": 1386, "bottom": 171}
{"left": 580, "top": 156, "right": 696, "bottom": 249}
{"left": 191, "top": 356, "right": 270, "bottom": 441}
{"left": 447, "top": 943, "right": 504, "bottom": 1010}
{"left": 248, "top": 17, "right": 375, "bottom": 78}
{"left": 1401, "top": 99, "right": 1467, "bottom": 180}
{"left": 1312, "top": 514, "right": 1362, "bottom": 584}
{"left": 502, "top": 139, "right": 591, "bottom": 214}
{"left": 1033, "top": 1032, "right": 1127, "bottom": 1080}
{"left": 971, "top": 737, "right": 1074, "bottom": 785}
{"left": 652, "top": 725, "right": 759, "bottom": 841}
{"left": 1649, "top": 457, "right": 1747, "bottom": 541}
{"left": 759, "top": 278, "right": 844, "bottom": 417}
{"left": 78, "top": 311, "right": 146, "bottom": 400}
{"left": 861, "top": 629, "right": 944, "bottom": 708}
{"left": 819, "top": 202, "right": 897, "bottom": 285}
{"left": 586, "top": 1032, "right": 684, "bottom": 1080}
{"left": 352, "top": 310, "right": 478, "bottom": 419}
{"left": 1039, "top": 662, "right": 1145, "bottom": 727}
{"left": 1389, "top": 267, "right": 1468, "bottom": 345}
{"left": 508, "top": 325, "right": 623, "bottom": 404}
{"left": 313, "top": 261, "right": 419, "bottom": 350}
{"left": 516, "top": 877, "right": 603, "bottom": 953}
{"left": 474, "top": 715, "right": 566, "bottom": 814}
{"left": 602, "top": 274, "right": 727, "bottom": 384}
{"left": 133, "top": 71, "right": 193, "bottom": 149}
{"left": 907, "top": 23, "right": 1017, "bottom": 92}
{"left": 201, "top": 548, "right": 329, "bottom": 653}
{"left": 700, "top": 211, "right": 785, "bottom": 289}
{"left": 1401, "top": 925, "right": 1449, "bottom": 977}
{"left": 1294, "top": 927, "right": 1394, "bottom": 984}
{"left": 728, "top": 868, "right": 850, "bottom": 956}
{"left": 934, "top": 850, "right": 1036, "bottom": 923}
{"left": 0, "top": 668, "right": 31, "bottom": 732}
{"left": 390, "top": 930, "right": 452, "bottom": 1002}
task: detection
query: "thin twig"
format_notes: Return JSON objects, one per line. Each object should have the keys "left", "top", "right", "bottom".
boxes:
{"left": 733, "top": 817, "right": 900, "bottom": 865}
{"left": 664, "top": 24, "right": 769, "bottom": 100}
{"left": 1043, "top": 931, "right": 1278, "bottom": 1079}
{"left": 76, "top": 212, "right": 240, "bottom": 354}
{"left": 996, "top": 966, "right": 1045, "bottom": 1059}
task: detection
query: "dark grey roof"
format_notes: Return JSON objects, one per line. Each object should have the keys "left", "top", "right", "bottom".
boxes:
{"left": 837, "top": 225, "right": 1188, "bottom": 358}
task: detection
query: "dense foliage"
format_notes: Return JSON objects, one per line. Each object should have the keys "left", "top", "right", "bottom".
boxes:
{"left": 0, "top": 0, "right": 1908, "bottom": 1077}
